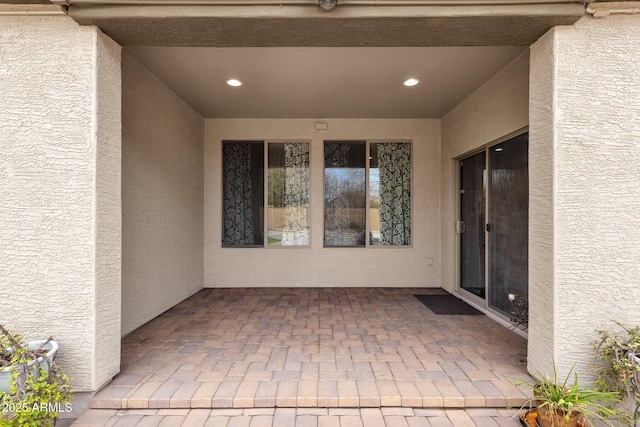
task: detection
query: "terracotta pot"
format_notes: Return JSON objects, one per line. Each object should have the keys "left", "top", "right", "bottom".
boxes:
{"left": 536, "top": 405, "right": 582, "bottom": 427}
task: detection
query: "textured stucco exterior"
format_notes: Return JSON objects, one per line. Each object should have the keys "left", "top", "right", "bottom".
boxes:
{"left": 121, "top": 53, "right": 205, "bottom": 336}
{"left": 528, "top": 28, "right": 556, "bottom": 375}
{"left": 529, "top": 15, "right": 640, "bottom": 377}
{"left": 0, "top": 15, "right": 121, "bottom": 391}
{"left": 204, "top": 119, "right": 441, "bottom": 288}
{"left": 93, "top": 23, "right": 123, "bottom": 389}
{"left": 440, "top": 52, "right": 530, "bottom": 295}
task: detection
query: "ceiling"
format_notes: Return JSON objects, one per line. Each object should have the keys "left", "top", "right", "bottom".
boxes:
{"left": 125, "top": 46, "right": 528, "bottom": 119}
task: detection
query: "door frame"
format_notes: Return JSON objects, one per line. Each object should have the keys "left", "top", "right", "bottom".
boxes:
{"left": 453, "top": 127, "right": 529, "bottom": 337}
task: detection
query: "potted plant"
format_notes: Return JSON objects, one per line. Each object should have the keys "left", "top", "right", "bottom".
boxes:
{"left": 593, "top": 320, "right": 640, "bottom": 423}
{"left": 513, "top": 362, "right": 623, "bottom": 427}
{"left": 0, "top": 325, "right": 73, "bottom": 427}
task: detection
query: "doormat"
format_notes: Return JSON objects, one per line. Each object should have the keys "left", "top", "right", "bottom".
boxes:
{"left": 414, "top": 294, "right": 484, "bottom": 315}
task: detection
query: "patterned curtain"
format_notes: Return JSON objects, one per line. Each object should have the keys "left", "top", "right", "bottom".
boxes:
{"left": 282, "top": 142, "right": 310, "bottom": 245}
{"left": 222, "top": 142, "right": 263, "bottom": 246}
{"left": 378, "top": 142, "right": 411, "bottom": 245}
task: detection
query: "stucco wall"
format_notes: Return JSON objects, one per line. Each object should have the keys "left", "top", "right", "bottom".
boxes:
{"left": 440, "top": 52, "right": 530, "bottom": 294}
{"left": 529, "top": 15, "right": 640, "bottom": 377}
{"left": 0, "top": 13, "right": 121, "bottom": 391}
{"left": 528, "top": 28, "right": 556, "bottom": 375}
{"left": 121, "top": 53, "right": 205, "bottom": 336}
{"left": 204, "top": 119, "right": 441, "bottom": 288}
{"left": 94, "top": 22, "right": 124, "bottom": 390}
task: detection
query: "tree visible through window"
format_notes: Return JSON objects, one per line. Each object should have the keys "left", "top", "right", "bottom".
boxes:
{"left": 324, "top": 141, "right": 411, "bottom": 247}
{"left": 324, "top": 142, "right": 366, "bottom": 247}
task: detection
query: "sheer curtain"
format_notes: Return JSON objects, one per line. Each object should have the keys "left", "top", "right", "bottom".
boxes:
{"left": 324, "top": 142, "right": 366, "bottom": 247}
{"left": 279, "top": 142, "right": 310, "bottom": 245}
{"left": 377, "top": 142, "right": 411, "bottom": 245}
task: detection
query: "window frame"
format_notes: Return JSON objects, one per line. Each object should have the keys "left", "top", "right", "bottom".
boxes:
{"left": 322, "top": 139, "right": 413, "bottom": 248}
{"left": 265, "top": 140, "right": 312, "bottom": 249}
{"left": 221, "top": 139, "right": 311, "bottom": 249}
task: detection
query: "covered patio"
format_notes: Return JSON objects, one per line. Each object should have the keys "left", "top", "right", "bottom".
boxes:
{"left": 7, "top": 4, "right": 640, "bottom": 426}
{"left": 90, "top": 288, "right": 530, "bottom": 413}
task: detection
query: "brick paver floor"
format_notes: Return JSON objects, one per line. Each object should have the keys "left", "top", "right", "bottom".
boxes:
{"left": 80, "top": 288, "right": 531, "bottom": 426}
{"left": 72, "top": 407, "right": 524, "bottom": 426}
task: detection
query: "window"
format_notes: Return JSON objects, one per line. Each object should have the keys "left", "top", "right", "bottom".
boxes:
{"left": 222, "top": 141, "right": 310, "bottom": 247}
{"left": 324, "top": 142, "right": 366, "bottom": 247}
{"left": 222, "top": 141, "right": 264, "bottom": 247}
{"left": 324, "top": 141, "right": 411, "bottom": 247}
{"left": 267, "top": 142, "right": 310, "bottom": 246}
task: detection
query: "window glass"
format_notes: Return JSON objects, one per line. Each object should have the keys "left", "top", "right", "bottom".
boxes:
{"left": 324, "top": 142, "right": 366, "bottom": 247}
{"left": 222, "top": 140, "right": 410, "bottom": 248}
{"left": 268, "top": 142, "right": 310, "bottom": 246}
{"left": 222, "top": 142, "right": 264, "bottom": 247}
{"left": 222, "top": 141, "right": 310, "bottom": 248}
{"left": 370, "top": 142, "right": 411, "bottom": 246}
{"left": 323, "top": 141, "right": 411, "bottom": 247}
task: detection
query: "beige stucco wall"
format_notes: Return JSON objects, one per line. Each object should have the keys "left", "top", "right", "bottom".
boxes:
{"left": 528, "top": 27, "right": 556, "bottom": 375}
{"left": 121, "top": 53, "right": 205, "bottom": 336}
{"left": 204, "top": 119, "right": 440, "bottom": 288}
{"left": 0, "top": 13, "right": 121, "bottom": 391}
{"left": 529, "top": 15, "right": 640, "bottom": 377}
{"left": 440, "top": 51, "right": 530, "bottom": 294}
{"left": 94, "top": 22, "right": 124, "bottom": 390}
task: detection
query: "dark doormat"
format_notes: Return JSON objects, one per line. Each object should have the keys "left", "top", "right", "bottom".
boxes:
{"left": 414, "top": 294, "right": 484, "bottom": 315}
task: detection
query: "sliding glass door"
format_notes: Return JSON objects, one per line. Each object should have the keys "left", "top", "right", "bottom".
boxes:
{"left": 458, "top": 133, "right": 528, "bottom": 317}
{"left": 487, "top": 134, "right": 528, "bottom": 313}
{"left": 459, "top": 152, "right": 486, "bottom": 299}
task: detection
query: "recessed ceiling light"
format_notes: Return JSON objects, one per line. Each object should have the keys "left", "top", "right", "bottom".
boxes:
{"left": 403, "top": 78, "right": 420, "bottom": 87}
{"left": 226, "top": 79, "right": 242, "bottom": 87}
{"left": 319, "top": 0, "right": 338, "bottom": 11}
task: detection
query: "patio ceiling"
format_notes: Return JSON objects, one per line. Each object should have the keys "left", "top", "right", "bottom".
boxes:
{"left": 124, "top": 46, "right": 527, "bottom": 118}
{"left": 66, "top": 0, "right": 583, "bottom": 118}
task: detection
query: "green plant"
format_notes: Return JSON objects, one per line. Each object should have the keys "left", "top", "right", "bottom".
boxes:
{"left": 0, "top": 326, "right": 73, "bottom": 427}
{"left": 513, "top": 362, "right": 624, "bottom": 426}
{"left": 593, "top": 320, "right": 640, "bottom": 400}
